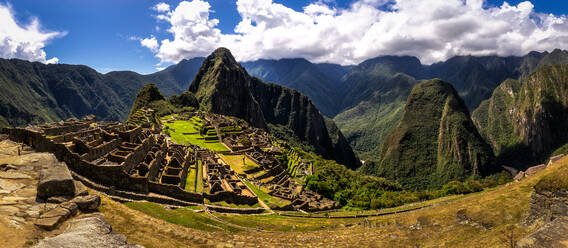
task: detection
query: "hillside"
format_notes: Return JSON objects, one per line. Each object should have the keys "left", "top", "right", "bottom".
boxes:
{"left": 189, "top": 48, "right": 359, "bottom": 169}
{"left": 98, "top": 146, "right": 568, "bottom": 247}
{"left": 0, "top": 57, "right": 204, "bottom": 128}
{"left": 362, "top": 79, "right": 497, "bottom": 190}
{"left": 242, "top": 59, "right": 343, "bottom": 117}
{"left": 334, "top": 73, "right": 418, "bottom": 160}
{"left": 473, "top": 64, "right": 568, "bottom": 168}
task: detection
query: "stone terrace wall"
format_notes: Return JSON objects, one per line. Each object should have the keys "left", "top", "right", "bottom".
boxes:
{"left": 147, "top": 151, "right": 165, "bottom": 182}
{"left": 205, "top": 191, "right": 258, "bottom": 205}
{"left": 43, "top": 122, "right": 91, "bottom": 136}
{"left": 79, "top": 138, "right": 121, "bottom": 162}
{"left": 148, "top": 181, "right": 203, "bottom": 202}
{"left": 117, "top": 125, "right": 142, "bottom": 143}
{"left": 122, "top": 136, "right": 155, "bottom": 173}
{"left": 4, "top": 127, "right": 149, "bottom": 193}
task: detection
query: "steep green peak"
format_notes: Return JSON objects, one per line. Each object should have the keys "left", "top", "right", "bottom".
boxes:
{"left": 211, "top": 47, "right": 236, "bottom": 62}
{"left": 369, "top": 78, "right": 496, "bottom": 190}
{"left": 208, "top": 47, "right": 243, "bottom": 72}
{"left": 189, "top": 47, "right": 249, "bottom": 94}
{"left": 408, "top": 79, "right": 463, "bottom": 109}
{"left": 129, "top": 83, "right": 165, "bottom": 116}
{"left": 133, "top": 83, "right": 165, "bottom": 105}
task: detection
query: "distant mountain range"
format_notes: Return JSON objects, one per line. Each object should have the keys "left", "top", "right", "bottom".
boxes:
{"left": 0, "top": 57, "right": 204, "bottom": 127}
{"left": 1, "top": 48, "right": 568, "bottom": 170}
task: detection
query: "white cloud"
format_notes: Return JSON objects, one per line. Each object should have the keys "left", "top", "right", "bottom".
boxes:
{"left": 153, "top": 2, "right": 170, "bottom": 13}
{"left": 0, "top": 3, "right": 64, "bottom": 64}
{"left": 140, "top": 36, "right": 159, "bottom": 52}
{"left": 45, "top": 57, "right": 59, "bottom": 64}
{"left": 142, "top": 0, "right": 568, "bottom": 65}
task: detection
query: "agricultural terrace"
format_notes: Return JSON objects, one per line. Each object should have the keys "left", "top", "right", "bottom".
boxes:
{"left": 218, "top": 154, "right": 261, "bottom": 176}
{"left": 160, "top": 114, "right": 229, "bottom": 152}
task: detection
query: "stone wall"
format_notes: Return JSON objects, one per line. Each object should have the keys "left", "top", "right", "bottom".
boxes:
{"left": 148, "top": 181, "right": 203, "bottom": 203}
{"left": 121, "top": 136, "right": 155, "bottom": 173}
{"left": 147, "top": 151, "right": 165, "bottom": 182}
{"left": 43, "top": 122, "right": 91, "bottom": 136}
{"left": 4, "top": 127, "right": 149, "bottom": 193}
{"left": 81, "top": 138, "right": 121, "bottom": 162}
{"left": 525, "top": 188, "right": 568, "bottom": 226}
{"left": 205, "top": 191, "right": 258, "bottom": 205}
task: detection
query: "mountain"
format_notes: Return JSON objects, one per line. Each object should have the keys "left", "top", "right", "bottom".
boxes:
{"left": 145, "top": 57, "right": 205, "bottom": 95}
{"left": 128, "top": 83, "right": 166, "bottom": 116}
{"left": 242, "top": 58, "right": 344, "bottom": 117}
{"left": 0, "top": 56, "right": 206, "bottom": 128}
{"left": 189, "top": 48, "right": 360, "bottom": 169}
{"left": 334, "top": 73, "right": 418, "bottom": 160}
{"left": 472, "top": 64, "right": 568, "bottom": 168}
{"left": 361, "top": 79, "right": 497, "bottom": 190}
{"left": 0, "top": 58, "right": 140, "bottom": 127}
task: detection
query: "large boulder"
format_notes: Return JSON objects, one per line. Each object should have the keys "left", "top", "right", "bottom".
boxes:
{"left": 72, "top": 195, "right": 101, "bottom": 211}
{"left": 34, "top": 215, "right": 143, "bottom": 248}
{"left": 73, "top": 180, "right": 89, "bottom": 197}
{"left": 517, "top": 216, "right": 568, "bottom": 247}
{"left": 37, "top": 162, "right": 75, "bottom": 199}
{"left": 35, "top": 206, "right": 73, "bottom": 230}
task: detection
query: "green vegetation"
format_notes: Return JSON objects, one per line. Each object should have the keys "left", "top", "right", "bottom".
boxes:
{"left": 219, "top": 154, "right": 260, "bottom": 176}
{"left": 123, "top": 201, "right": 240, "bottom": 232}
{"left": 305, "top": 147, "right": 510, "bottom": 209}
{"left": 552, "top": 143, "right": 568, "bottom": 156}
{"left": 473, "top": 64, "right": 568, "bottom": 167}
{"left": 184, "top": 166, "right": 198, "bottom": 192}
{"left": 196, "top": 159, "right": 203, "bottom": 192}
{"left": 161, "top": 115, "right": 229, "bottom": 152}
{"left": 128, "top": 84, "right": 198, "bottom": 123}
{"left": 243, "top": 180, "right": 290, "bottom": 208}
{"left": 334, "top": 73, "right": 417, "bottom": 160}
{"left": 213, "top": 213, "right": 361, "bottom": 232}
{"left": 534, "top": 159, "right": 568, "bottom": 192}
{"left": 365, "top": 79, "right": 496, "bottom": 190}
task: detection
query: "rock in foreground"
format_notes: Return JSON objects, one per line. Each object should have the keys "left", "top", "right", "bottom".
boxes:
{"left": 37, "top": 161, "right": 75, "bottom": 199}
{"left": 34, "top": 215, "right": 143, "bottom": 248}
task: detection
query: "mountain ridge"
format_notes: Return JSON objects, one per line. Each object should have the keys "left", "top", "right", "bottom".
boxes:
{"left": 189, "top": 48, "right": 360, "bottom": 169}
{"left": 361, "top": 79, "right": 497, "bottom": 189}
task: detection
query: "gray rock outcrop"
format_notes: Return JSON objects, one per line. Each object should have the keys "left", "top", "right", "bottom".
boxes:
{"left": 34, "top": 215, "right": 143, "bottom": 248}
{"left": 517, "top": 216, "right": 568, "bottom": 247}
{"left": 71, "top": 195, "right": 101, "bottom": 211}
{"left": 37, "top": 161, "right": 75, "bottom": 199}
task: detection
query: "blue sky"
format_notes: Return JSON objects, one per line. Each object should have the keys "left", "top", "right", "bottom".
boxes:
{"left": 2, "top": 0, "right": 568, "bottom": 74}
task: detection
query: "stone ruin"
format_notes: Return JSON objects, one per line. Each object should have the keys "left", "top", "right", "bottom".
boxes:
{"left": 2, "top": 112, "right": 338, "bottom": 212}
{"left": 514, "top": 154, "right": 565, "bottom": 181}
{"left": 205, "top": 113, "right": 339, "bottom": 211}
{"left": 2, "top": 115, "right": 258, "bottom": 208}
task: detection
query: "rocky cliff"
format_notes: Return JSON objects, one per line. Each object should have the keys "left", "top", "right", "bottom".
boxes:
{"left": 189, "top": 48, "right": 360, "bottom": 169}
{"left": 363, "top": 79, "right": 496, "bottom": 189}
{"left": 472, "top": 64, "right": 568, "bottom": 167}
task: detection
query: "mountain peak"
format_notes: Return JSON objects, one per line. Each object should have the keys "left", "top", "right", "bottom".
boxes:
{"left": 364, "top": 78, "right": 496, "bottom": 190}
{"left": 211, "top": 47, "right": 238, "bottom": 65}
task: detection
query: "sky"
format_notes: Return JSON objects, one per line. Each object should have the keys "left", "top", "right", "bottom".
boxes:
{"left": 1, "top": 0, "right": 567, "bottom": 74}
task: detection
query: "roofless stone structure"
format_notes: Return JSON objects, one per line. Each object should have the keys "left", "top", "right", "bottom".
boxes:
{"left": 3, "top": 112, "right": 338, "bottom": 212}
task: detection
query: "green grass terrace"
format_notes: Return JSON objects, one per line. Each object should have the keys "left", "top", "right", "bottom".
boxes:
{"left": 160, "top": 114, "right": 229, "bottom": 152}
